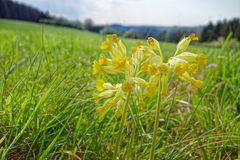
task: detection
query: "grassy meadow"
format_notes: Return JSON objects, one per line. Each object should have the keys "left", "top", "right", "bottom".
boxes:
{"left": 0, "top": 19, "right": 240, "bottom": 159}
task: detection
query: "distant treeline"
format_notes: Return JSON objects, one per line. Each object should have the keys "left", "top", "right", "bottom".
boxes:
{"left": 1, "top": 0, "right": 239, "bottom": 43}
{"left": 0, "top": 0, "right": 51, "bottom": 22}
{"left": 96, "top": 26, "right": 202, "bottom": 43}
{"left": 0, "top": 0, "right": 95, "bottom": 30}
{"left": 201, "top": 18, "right": 240, "bottom": 42}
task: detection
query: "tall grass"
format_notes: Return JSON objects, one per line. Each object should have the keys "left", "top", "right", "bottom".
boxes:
{"left": 0, "top": 19, "right": 239, "bottom": 159}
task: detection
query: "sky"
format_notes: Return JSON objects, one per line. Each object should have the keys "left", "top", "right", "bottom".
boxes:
{"left": 15, "top": 0, "right": 240, "bottom": 26}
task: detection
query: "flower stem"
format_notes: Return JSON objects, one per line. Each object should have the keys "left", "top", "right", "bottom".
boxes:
{"left": 113, "top": 92, "right": 131, "bottom": 160}
{"left": 150, "top": 81, "right": 162, "bottom": 160}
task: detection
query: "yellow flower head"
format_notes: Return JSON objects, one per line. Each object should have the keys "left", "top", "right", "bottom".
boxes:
{"left": 99, "top": 53, "right": 107, "bottom": 65}
{"left": 100, "top": 40, "right": 111, "bottom": 50}
{"left": 147, "top": 37, "right": 155, "bottom": 46}
{"left": 147, "top": 63, "right": 158, "bottom": 75}
{"left": 108, "top": 34, "right": 118, "bottom": 42}
{"left": 112, "top": 56, "right": 126, "bottom": 69}
{"left": 96, "top": 106, "right": 105, "bottom": 115}
{"left": 96, "top": 79, "right": 105, "bottom": 91}
{"left": 174, "top": 63, "right": 187, "bottom": 76}
{"left": 191, "top": 79, "right": 203, "bottom": 89}
{"left": 140, "top": 62, "right": 150, "bottom": 72}
{"left": 131, "top": 47, "right": 137, "bottom": 54}
{"left": 122, "top": 81, "right": 132, "bottom": 92}
{"left": 158, "top": 63, "right": 168, "bottom": 75}
{"left": 107, "top": 98, "right": 118, "bottom": 106}
{"left": 189, "top": 33, "right": 199, "bottom": 41}
{"left": 144, "top": 82, "right": 155, "bottom": 97}
{"left": 92, "top": 60, "right": 102, "bottom": 75}
{"left": 176, "top": 33, "right": 199, "bottom": 53}
{"left": 187, "top": 64, "right": 198, "bottom": 75}
{"left": 136, "top": 40, "right": 144, "bottom": 46}
{"left": 147, "top": 37, "right": 160, "bottom": 51}
{"left": 92, "top": 92, "right": 100, "bottom": 103}
{"left": 115, "top": 107, "right": 124, "bottom": 117}
{"left": 196, "top": 53, "right": 207, "bottom": 64}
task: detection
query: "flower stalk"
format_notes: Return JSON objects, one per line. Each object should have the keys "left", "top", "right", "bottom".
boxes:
{"left": 113, "top": 92, "right": 131, "bottom": 160}
{"left": 150, "top": 78, "right": 162, "bottom": 160}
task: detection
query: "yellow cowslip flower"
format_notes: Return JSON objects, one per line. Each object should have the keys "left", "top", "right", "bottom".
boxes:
{"left": 142, "top": 46, "right": 157, "bottom": 56}
{"left": 92, "top": 60, "right": 102, "bottom": 75}
{"left": 147, "top": 37, "right": 160, "bottom": 50}
{"left": 187, "top": 64, "right": 198, "bottom": 75}
{"left": 196, "top": 53, "right": 207, "bottom": 64}
{"left": 115, "top": 107, "right": 124, "bottom": 117}
{"left": 140, "top": 62, "right": 150, "bottom": 72}
{"left": 158, "top": 63, "right": 168, "bottom": 75}
{"left": 96, "top": 79, "right": 105, "bottom": 91}
{"left": 176, "top": 33, "right": 199, "bottom": 54}
{"left": 174, "top": 52, "right": 198, "bottom": 62}
{"left": 112, "top": 56, "right": 126, "bottom": 69}
{"left": 108, "top": 34, "right": 118, "bottom": 42}
{"left": 115, "top": 40, "right": 127, "bottom": 56}
{"left": 92, "top": 92, "right": 100, "bottom": 103}
{"left": 144, "top": 82, "right": 156, "bottom": 97}
{"left": 174, "top": 52, "right": 207, "bottom": 65}
{"left": 148, "top": 63, "right": 158, "bottom": 75}
{"left": 100, "top": 40, "right": 111, "bottom": 50}
{"left": 107, "top": 97, "right": 118, "bottom": 106}
{"left": 178, "top": 72, "right": 203, "bottom": 89}
{"left": 131, "top": 47, "right": 137, "bottom": 54}
{"left": 174, "top": 63, "right": 187, "bottom": 76}
{"left": 96, "top": 106, "right": 105, "bottom": 115}
{"left": 98, "top": 90, "right": 116, "bottom": 99}
{"left": 99, "top": 53, "right": 107, "bottom": 65}
{"left": 122, "top": 81, "right": 132, "bottom": 92}
{"left": 136, "top": 40, "right": 144, "bottom": 46}
{"left": 189, "top": 33, "right": 199, "bottom": 41}
{"left": 191, "top": 79, "right": 203, "bottom": 88}
{"left": 129, "top": 77, "right": 147, "bottom": 86}
{"left": 92, "top": 34, "right": 206, "bottom": 118}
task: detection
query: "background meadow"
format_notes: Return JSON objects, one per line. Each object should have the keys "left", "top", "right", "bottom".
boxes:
{"left": 0, "top": 0, "right": 240, "bottom": 159}
{"left": 0, "top": 19, "right": 239, "bottom": 159}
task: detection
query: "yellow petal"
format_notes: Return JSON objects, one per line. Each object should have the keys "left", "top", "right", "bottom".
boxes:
{"left": 100, "top": 40, "right": 111, "bottom": 50}
{"left": 174, "top": 63, "right": 187, "bottom": 76}
{"left": 96, "top": 106, "right": 105, "bottom": 115}
{"left": 147, "top": 63, "right": 158, "bottom": 75}
{"left": 122, "top": 82, "right": 132, "bottom": 92}
{"left": 115, "top": 107, "right": 124, "bottom": 117}
{"left": 92, "top": 60, "right": 102, "bottom": 75}
{"left": 158, "top": 63, "right": 169, "bottom": 75}
{"left": 196, "top": 53, "right": 207, "bottom": 64}
{"left": 187, "top": 64, "right": 198, "bottom": 75}
{"left": 189, "top": 33, "right": 199, "bottom": 41}
{"left": 96, "top": 79, "right": 105, "bottom": 91}
{"left": 108, "top": 34, "right": 118, "bottom": 42}
{"left": 191, "top": 79, "right": 203, "bottom": 89}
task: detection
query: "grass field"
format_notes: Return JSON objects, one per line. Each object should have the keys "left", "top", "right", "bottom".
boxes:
{"left": 0, "top": 19, "right": 240, "bottom": 160}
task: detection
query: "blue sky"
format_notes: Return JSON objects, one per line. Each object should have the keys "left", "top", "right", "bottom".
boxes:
{"left": 15, "top": 0, "right": 240, "bottom": 26}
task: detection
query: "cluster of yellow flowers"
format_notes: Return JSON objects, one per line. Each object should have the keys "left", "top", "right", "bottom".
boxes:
{"left": 92, "top": 33, "right": 207, "bottom": 115}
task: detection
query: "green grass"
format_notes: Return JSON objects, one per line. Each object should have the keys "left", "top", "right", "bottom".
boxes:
{"left": 0, "top": 19, "right": 240, "bottom": 159}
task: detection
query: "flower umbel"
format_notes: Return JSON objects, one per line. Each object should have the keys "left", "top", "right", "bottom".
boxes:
{"left": 92, "top": 34, "right": 207, "bottom": 160}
